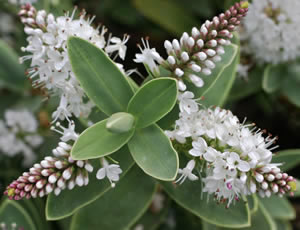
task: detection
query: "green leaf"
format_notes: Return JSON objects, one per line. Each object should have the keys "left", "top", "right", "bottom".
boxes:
{"left": 161, "top": 179, "right": 250, "bottom": 228}
{"left": 69, "top": 166, "right": 157, "bottom": 230}
{"left": 132, "top": 0, "right": 198, "bottom": 36}
{"left": 259, "top": 196, "right": 295, "bottom": 220}
{"left": 128, "top": 124, "right": 178, "bottom": 181}
{"left": 262, "top": 64, "right": 285, "bottom": 93}
{"left": 0, "top": 199, "right": 37, "bottom": 230}
{"left": 0, "top": 40, "right": 26, "bottom": 92}
{"left": 200, "top": 44, "right": 240, "bottom": 107}
{"left": 46, "top": 147, "right": 134, "bottom": 220}
{"left": 272, "top": 149, "right": 300, "bottom": 171}
{"left": 128, "top": 78, "right": 178, "bottom": 129}
{"left": 281, "top": 69, "right": 300, "bottom": 107}
{"left": 71, "top": 119, "right": 135, "bottom": 160}
{"left": 275, "top": 219, "right": 293, "bottom": 230}
{"left": 248, "top": 194, "right": 259, "bottom": 214}
{"left": 229, "top": 66, "right": 263, "bottom": 101}
{"left": 68, "top": 37, "right": 133, "bottom": 115}
{"left": 201, "top": 202, "right": 275, "bottom": 230}
{"left": 186, "top": 44, "right": 238, "bottom": 101}
{"left": 157, "top": 104, "right": 180, "bottom": 130}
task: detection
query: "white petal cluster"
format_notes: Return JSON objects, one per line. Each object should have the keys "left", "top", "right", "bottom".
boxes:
{"left": 96, "top": 158, "right": 122, "bottom": 187}
{"left": 244, "top": 0, "right": 300, "bottom": 64}
{"left": 166, "top": 91, "right": 295, "bottom": 206}
{"left": 0, "top": 109, "right": 43, "bottom": 166}
{"left": 19, "top": 5, "right": 129, "bottom": 122}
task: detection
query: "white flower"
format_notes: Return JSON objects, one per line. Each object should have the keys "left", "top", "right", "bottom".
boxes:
{"left": 96, "top": 158, "right": 122, "bottom": 187}
{"left": 105, "top": 35, "right": 130, "bottom": 60}
{"left": 244, "top": 0, "right": 300, "bottom": 64}
{"left": 175, "top": 160, "right": 199, "bottom": 185}
{"left": 134, "top": 38, "right": 164, "bottom": 76}
{"left": 177, "top": 91, "right": 198, "bottom": 114}
{"left": 189, "top": 137, "right": 207, "bottom": 157}
{"left": 51, "top": 120, "right": 79, "bottom": 142}
{"left": 226, "top": 152, "right": 250, "bottom": 172}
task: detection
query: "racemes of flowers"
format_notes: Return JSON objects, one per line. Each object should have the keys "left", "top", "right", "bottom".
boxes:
{"left": 243, "top": 0, "right": 300, "bottom": 64}
{"left": 166, "top": 91, "right": 297, "bottom": 207}
{"left": 4, "top": 120, "right": 122, "bottom": 200}
{"left": 0, "top": 222, "right": 23, "bottom": 230}
{"left": 19, "top": 4, "right": 130, "bottom": 122}
{"left": 134, "top": 1, "right": 248, "bottom": 91}
{"left": 0, "top": 109, "right": 43, "bottom": 166}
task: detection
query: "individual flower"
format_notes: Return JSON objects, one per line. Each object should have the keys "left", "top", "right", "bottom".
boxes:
{"left": 19, "top": 4, "right": 130, "bottom": 122}
{"left": 4, "top": 122, "right": 93, "bottom": 200}
{"left": 134, "top": 38, "right": 164, "bottom": 76}
{"left": 175, "top": 160, "right": 199, "bottom": 185}
{"left": 243, "top": 0, "right": 300, "bottom": 64}
{"left": 0, "top": 109, "right": 43, "bottom": 166}
{"left": 166, "top": 92, "right": 296, "bottom": 206}
{"left": 134, "top": 2, "right": 248, "bottom": 91}
{"left": 96, "top": 158, "right": 122, "bottom": 187}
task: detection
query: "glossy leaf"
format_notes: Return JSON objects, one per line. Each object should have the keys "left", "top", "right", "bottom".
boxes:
{"left": 259, "top": 196, "right": 295, "bottom": 220}
{"left": 248, "top": 194, "right": 259, "bottom": 214}
{"left": 0, "top": 199, "right": 37, "bottom": 230}
{"left": 272, "top": 149, "right": 300, "bottom": 171}
{"left": 229, "top": 66, "right": 263, "bottom": 101}
{"left": 275, "top": 219, "right": 293, "bottom": 230}
{"left": 0, "top": 40, "right": 26, "bottom": 91}
{"left": 201, "top": 203, "right": 275, "bottom": 230}
{"left": 46, "top": 147, "right": 134, "bottom": 220}
{"left": 132, "top": 0, "right": 198, "bottom": 36}
{"left": 68, "top": 37, "right": 133, "bottom": 115}
{"left": 71, "top": 119, "right": 135, "bottom": 160}
{"left": 281, "top": 70, "right": 300, "bottom": 107}
{"left": 161, "top": 179, "right": 250, "bottom": 228}
{"left": 200, "top": 44, "right": 239, "bottom": 107}
{"left": 127, "top": 78, "right": 178, "bottom": 129}
{"left": 70, "top": 166, "right": 157, "bottom": 230}
{"left": 186, "top": 44, "right": 238, "bottom": 100}
{"left": 262, "top": 64, "right": 285, "bottom": 93}
{"left": 128, "top": 124, "right": 178, "bottom": 181}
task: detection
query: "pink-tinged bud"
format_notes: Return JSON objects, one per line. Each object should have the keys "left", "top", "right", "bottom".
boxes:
{"left": 255, "top": 173, "right": 264, "bottom": 183}
{"left": 279, "top": 180, "right": 286, "bottom": 186}
{"left": 190, "top": 63, "right": 201, "bottom": 72}
{"left": 262, "top": 181, "right": 268, "bottom": 190}
{"left": 225, "top": 10, "right": 231, "bottom": 18}
{"left": 282, "top": 173, "right": 288, "bottom": 180}
{"left": 196, "top": 39, "right": 204, "bottom": 48}
{"left": 54, "top": 187, "right": 61, "bottom": 196}
{"left": 272, "top": 184, "right": 279, "bottom": 193}
{"left": 167, "top": 56, "right": 176, "bottom": 65}
{"left": 175, "top": 68, "right": 184, "bottom": 77}
{"left": 200, "top": 25, "right": 208, "bottom": 36}
{"left": 226, "top": 182, "right": 232, "bottom": 190}
{"left": 267, "top": 174, "right": 275, "bottom": 182}
{"left": 46, "top": 184, "right": 54, "bottom": 194}
{"left": 287, "top": 176, "right": 294, "bottom": 182}
{"left": 181, "top": 52, "right": 189, "bottom": 62}
{"left": 164, "top": 40, "right": 173, "bottom": 51}
{"left": 196, "top": 52, "right": 207, "bottom": 61}
{"left": 76, "top": 160, "right": 84, "bottom": 168}
{"left": 187, "top": 37, "right": 195, "bottom": 47}
{"left": 57, "top": 178, "right": 66, "bottom": 188}
{"left": 48, "top": 173, "right": 58, "bottom": 184}
{"left": 207, "top": 40, "right": 217, "bottom": 47}
{"left": 192, "top": 27, "right": 200, "bottom": 37}
{"left": 265, "top": 190, "right": 271, "bottom": 197}
{"left": 172, "top": 39, "right": 180, "bottom": 51}
{"left": 276, "top": 173, "right": 282, "bottom": 180}
{"left": 202, "top": 68, "right": 212, "bottom": 75}
{"left": 63, "top": 167, "right": 73, "bottom": 180}
{"left": 36, "top": 180, "right": 46, "bottom": 189}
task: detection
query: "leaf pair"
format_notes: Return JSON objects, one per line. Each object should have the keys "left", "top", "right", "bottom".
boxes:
{"left": 68, "top": 37, "right": 179, "bottom": 181}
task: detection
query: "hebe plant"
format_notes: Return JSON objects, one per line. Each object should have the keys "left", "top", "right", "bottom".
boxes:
{"left": 0, "top": 1, "right": 298, "bottom": 230}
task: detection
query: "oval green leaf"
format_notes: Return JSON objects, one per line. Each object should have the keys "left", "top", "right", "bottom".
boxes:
{"left": 161, "top": 179, "right": 250, "bottom": 228}
{"left": 70, "top": 165, "right": 157, "bottom": 230}
{"left": 46, "top": 147, "right": 134, "bottom": 220}
{"left": 0, "top": 199, "right": 37, "bottom": 230}
{"left": 128, "top": 124, "right": 178, "bottom": 181}
{"left": 272, "top": 149, "right": 300, "bottom": 171}
{"left": 186, "top": 44, "right": 238, "bottom": 101}
{"left": 259, "top": 196, "right": 295, "bottom": 220}
{"left": 127, "top": 78, "right": 178, "bottom": 129}
{"left": 67, "top": 37, "right": 133, "bottom": 115}
{"left": 71, "top": 119, "right": 134, "bottom": 160}
{"left": 132, "top": 0, "right": 198, "bottom": 36}
{"left": 0, "top": 40, "right": 26, "bottom": 92}
{"left": 262, "top": 64, "right": 286, "bottom": 93}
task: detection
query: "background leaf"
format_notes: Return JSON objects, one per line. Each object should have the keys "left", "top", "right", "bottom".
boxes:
{"left": 46, "top": 147, "right": 134, "bottom": 220}
{"left": 259, "top": 196, "right": 296, "bottom": 220}
{"left": 72, "top": 119, "right": 134, "bottom": 160}
{"left": 128, "top": 124, "right": 178, "bottom": 181}
{"left": 132, "top": 0, "right": 198, "bottom": 36}
{"left": 128, "top": 78, "right": 177, "bottom": 129}
{"left": 70, "top": 165, "right": 157, "bottom": 230}
{"left": 68, "top": 37, "right": 133, "bottom": 115}
{"left": 272, "top": 149, "right": 300, "bottom": 171}
{"left": 0, "top": 40, "right": 26, "bottom": 92}
{"left": 262, "top": 64, "right": 286, "bottom": 93}
{"left": 161, "top": 179, "right": 250, "bottom": 228}
{"left": 0, "top": 199, "right": 37, "bottom": 230}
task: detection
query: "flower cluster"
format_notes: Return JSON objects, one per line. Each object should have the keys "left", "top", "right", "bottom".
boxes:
{"left": 19, "top": 4, "right": 130, "bottom": 122}
{"left": 0, "top": 222, "right": 23, "bottom": 230}
{"left": 0, "top": 109, "right": 43, "bottom": 166}
{"left": 166, "top": 91, "right": 296, "bottom": 206}
{"left": 243, "top": 0, "right": 300, "bottom": 64}
{"left": 8, "top": 0, "right": 37, "bottom": 5}
{"left": 134, "top": 1, "right": 248, "bottom": 91}
{"left": 4, "top": 122, "right": 93, "bottom": 200}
